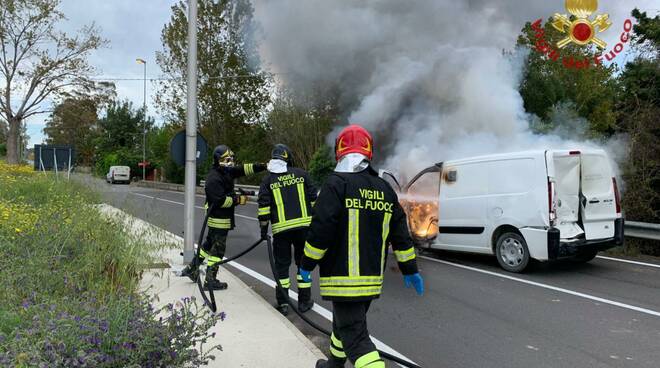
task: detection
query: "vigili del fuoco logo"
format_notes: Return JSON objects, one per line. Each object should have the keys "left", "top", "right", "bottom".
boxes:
{"left": 531, "top": 0, "right": 633, "bottom": 69}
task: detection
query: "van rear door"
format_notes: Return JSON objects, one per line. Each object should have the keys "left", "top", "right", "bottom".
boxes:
{"left": 550, "top": 151, "right": 584, "bottom": 239}
{"left": 580, "top": 152, "right": 617, "bottom": 240}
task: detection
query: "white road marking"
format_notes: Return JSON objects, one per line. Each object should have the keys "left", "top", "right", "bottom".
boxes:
{"left": 596, "top": 256, "right": 660, "bottom": 269}
{"left": 132, "top": 191, "right": 660, "bottom": 320}
{"left": 129, "top": 191, "right": 416, "bottom": 366}
{"left": 136, "top": 187, "right": 258, "bottom": 205}
{"left": 132, "top": 192, "right": 186, "bottom": 206}
{"left": 130, "top": 193, "right": 259, "bottom": 215}
{"left": 419, "top": 255, "right": 660, "bottom": 318}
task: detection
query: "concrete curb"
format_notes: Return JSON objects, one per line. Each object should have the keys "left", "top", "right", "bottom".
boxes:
{"left": 222, "top": 267, "right": 326, "bottom": 361}
{"left": 98, "top": 204, "right": 325, "bottom": 367}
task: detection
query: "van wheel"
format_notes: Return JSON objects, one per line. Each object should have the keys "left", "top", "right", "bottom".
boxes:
{"left": 571, "top": 250, "right": 598, "bottom": 263}
{"left": 495, "top": 233, "right": 530, "bottom": 273}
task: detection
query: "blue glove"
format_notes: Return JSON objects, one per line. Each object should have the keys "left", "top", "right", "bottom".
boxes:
{"left": 403, "top": 273, "right": 424, "bottom": 296}
{"left": 299, "top": 269, "right": 312, "bottom": 283}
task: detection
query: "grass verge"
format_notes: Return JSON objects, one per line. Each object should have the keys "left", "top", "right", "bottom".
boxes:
{"left": 0, "top": 162, "right": 219, "bottom": 367}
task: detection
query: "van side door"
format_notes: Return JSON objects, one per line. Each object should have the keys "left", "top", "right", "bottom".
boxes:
{"left": 437, "top": 163, "right": 488, "bottom": 250}
{"left": 486, "top": 158, "right": 539, "bottom": 236}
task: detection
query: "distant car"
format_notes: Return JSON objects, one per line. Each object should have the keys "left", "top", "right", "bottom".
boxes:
{"left": 384, "top": 149, "right": 624, "bottom": 273}
{"left": 106, "top": 166, "right": 131, "bottom": 184}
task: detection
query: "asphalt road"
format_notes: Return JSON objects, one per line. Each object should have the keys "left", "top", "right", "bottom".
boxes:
{"left": 90, "top": 178, "right": 660, "bottom": 368}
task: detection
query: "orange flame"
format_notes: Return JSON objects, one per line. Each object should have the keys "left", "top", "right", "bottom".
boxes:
{"left": 400, "top": 198, "right": 439, "bottom": 242}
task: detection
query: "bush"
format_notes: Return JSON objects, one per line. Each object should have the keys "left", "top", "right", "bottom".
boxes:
{"left": 0, "top": 162, "right": 220, "bottom": 367}
{"left": 308, "top": 144, "right": 335, "bottom": 188}
{"left": 0, "top": 143, "right": 6, "bottom": 157}
{"left": 0, "top": 295, "right": 219, "bottom": 367}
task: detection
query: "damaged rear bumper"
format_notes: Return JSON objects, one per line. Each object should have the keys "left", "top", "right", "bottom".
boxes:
{"left": 547, "top": 218, "right": 625, "bottom": 260}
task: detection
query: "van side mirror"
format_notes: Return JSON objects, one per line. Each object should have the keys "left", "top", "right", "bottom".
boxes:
{"left": 446, "top": 170, "right": 457, "bottom": 183}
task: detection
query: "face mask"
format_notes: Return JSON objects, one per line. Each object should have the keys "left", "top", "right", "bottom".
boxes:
{"left": 335, "top": 153, "right": 370, "bottom": 173}
{"left": 218, "top": 156, "right": 235, "bottom": 167}
{"left": 268, "top": 159, "right": 288, "bottom": 173}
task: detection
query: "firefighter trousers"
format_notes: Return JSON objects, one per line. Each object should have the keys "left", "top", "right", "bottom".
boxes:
{"left": 273, "top": 228, "right": 311, "bottom": 306}
{"left": 198, "top": 228, "right": 228, "bottom": 277}
{"left": 329, "top": 301, "right": 385, "bottom": 368}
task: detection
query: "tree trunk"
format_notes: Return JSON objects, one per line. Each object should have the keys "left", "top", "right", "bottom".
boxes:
{"left": 6, "top": 117, "right": 21, "bottom": 164}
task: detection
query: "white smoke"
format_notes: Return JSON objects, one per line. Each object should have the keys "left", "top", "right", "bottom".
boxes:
{"left": 251, "top": 0, "right": 639, "bottom": 178}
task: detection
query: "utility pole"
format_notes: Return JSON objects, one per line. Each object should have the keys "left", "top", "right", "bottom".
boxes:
{"left": 136, "top": 58, "right": 147, "bottom": 181}
{"left": 183, "top": 0, "right": 198, "bottom": 263}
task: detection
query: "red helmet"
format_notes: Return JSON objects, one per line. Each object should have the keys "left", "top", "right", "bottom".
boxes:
{"left": 335, "top": 124, "right": 373, "bottom": 161}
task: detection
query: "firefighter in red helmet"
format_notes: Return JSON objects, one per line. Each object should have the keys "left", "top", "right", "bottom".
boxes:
{"left": 299, "top": 124, "right": 424, "bottom": 368}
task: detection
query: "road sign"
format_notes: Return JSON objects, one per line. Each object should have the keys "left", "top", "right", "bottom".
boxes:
{"left": 169, "top": 130, "right": 208, "bottom": 167}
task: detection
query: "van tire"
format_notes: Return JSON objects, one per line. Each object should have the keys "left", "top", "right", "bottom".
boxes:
{"left": 571, "top": 250, "right": 598, "bottom": 263}
{"left": 495, "top": 232, "right": 530, "bottom": 273}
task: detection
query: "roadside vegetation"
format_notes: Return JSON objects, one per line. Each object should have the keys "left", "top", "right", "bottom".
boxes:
{"left": 0, "top": 162, "right": 219, "bottom": 367}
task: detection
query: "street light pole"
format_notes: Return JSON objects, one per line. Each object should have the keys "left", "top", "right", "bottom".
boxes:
{"left": 136, "top": 58, "right": 147, "bottom": 181}
{"left": 183, "top": 0, "right": 198, "bottom": 263}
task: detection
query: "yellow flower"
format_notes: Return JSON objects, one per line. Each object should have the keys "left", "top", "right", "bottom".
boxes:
{"left": 15, "top": 228, "right": 22, "bottom": 233}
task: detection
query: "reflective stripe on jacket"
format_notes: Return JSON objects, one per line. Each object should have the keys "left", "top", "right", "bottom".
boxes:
{"left": 206, "top": 163, "right": 265, "bottom": 229}
{"left": 301, "top": 167, "right": 418, "bottom": 301}
{"left": 258, "top": 167, "right": 317, "bottom": 234}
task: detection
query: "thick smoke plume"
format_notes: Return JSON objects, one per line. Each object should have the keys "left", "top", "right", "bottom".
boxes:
{"left": 252, "top": 0, "right": 637, "bottom": 178}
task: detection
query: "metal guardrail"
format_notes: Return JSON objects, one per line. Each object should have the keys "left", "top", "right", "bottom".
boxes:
{"left": 136, "top": 181, "right": 260, "bottom": 201}
{"left": 625, "top": 221, "right": 660, "bottom": 241}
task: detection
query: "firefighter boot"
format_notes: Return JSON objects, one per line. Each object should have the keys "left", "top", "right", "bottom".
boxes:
{"left": 275, "top": 285, "right": 289, "bottom": 315}
{"left": 298, "top": 287, "right": 314, "bottom": 313}
{"left": 179, "top": 256, "right": 201, "bottom": 282}
{"left": 315, "top": 357, "right": 346, "bottom": 368}
{"left": 276, "top": 304, "right": 289, "bottom": 316}
{"left": 204, "top": 265, "right": 228, "bottom": 290}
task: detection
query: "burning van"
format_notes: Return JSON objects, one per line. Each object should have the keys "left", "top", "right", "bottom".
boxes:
{"left": 382, "top": 149, "right": 624, "bottom": 273}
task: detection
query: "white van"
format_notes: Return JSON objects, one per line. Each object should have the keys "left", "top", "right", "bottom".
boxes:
{"left": 106, "top": 166, "right": 131, "bottom": 184}
{"left": 383, "top": 149, "right": 624, "bottom": 272}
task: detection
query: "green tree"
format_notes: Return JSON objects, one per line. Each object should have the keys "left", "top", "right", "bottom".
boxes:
{"left": 155, "top": 0, "right": 271, "bottom": 150}
{"left": 617, "top": 9, "right": 659, "bottom": 255}
{"left": 0, "top": 0, "right": 105, "bottom": 164}
{"left": 267, "top": 93, "right": 335, "bottom": 169}
{"left": 43, "top": 98, "right": 100, "bottom": 165}
{"left": 308, "top": 144, "right": 335, "bottom": 188}
{"left": 97, "top": 100, "right": 153, "bottom": 154}
{"left": 517, "top": 18, "right": 619, "bottom": 138}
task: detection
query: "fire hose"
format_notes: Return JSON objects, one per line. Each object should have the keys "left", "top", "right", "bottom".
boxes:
{"left": 195, "top": 190, "right": 261, "bottom": 313}
{"left": 193, "top": 194, "right": 422, "bottom": 367}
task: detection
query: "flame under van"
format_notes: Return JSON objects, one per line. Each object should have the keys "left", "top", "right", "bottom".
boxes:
{"left": 382, "top": 149, "right": 624, "bottom": 273}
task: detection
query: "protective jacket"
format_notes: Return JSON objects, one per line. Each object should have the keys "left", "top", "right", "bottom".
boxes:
{"left": 205, "top": 163, "right": 265, "bottom": 229}
{"left": 301, "top": 166, "right": 419, "bottom": 301}
{"left": 258, "top": 167, "right": 318, "bottom": 234}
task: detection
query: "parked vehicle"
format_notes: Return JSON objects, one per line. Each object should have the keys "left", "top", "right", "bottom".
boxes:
{"left": 106, "top": 166, "right": 131, "bottom": 184}
{"left": 382, "top": 149, "right": 624, "bottom": 272}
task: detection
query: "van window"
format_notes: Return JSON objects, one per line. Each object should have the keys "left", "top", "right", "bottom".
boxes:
{"left": 443, "top": 163, "right": 487, "bottom": 198}
{"left": 581, "top": 154, "right": 613, "bottom": 194}
{"left": 487, "top": 159, "right": 534, "bottom": 195}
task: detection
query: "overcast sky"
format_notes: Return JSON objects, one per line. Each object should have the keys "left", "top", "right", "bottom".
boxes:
{"left": 26, "top": 0, "right": 175, "bottom": 145}
{"left": 24, "top": 0, "right": 659, "bottom": 146}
